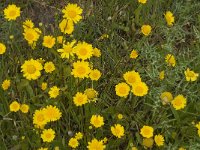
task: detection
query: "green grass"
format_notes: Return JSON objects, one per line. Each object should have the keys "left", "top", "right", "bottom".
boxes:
{"left": 0, "top": 0, "right": 200, "bottom": 149}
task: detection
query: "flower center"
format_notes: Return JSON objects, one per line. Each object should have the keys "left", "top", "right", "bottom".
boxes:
{"left": 37, "top": 114, "right": 45, "bottom": 122}
{"left": 68, "top": 10, "right": 77, "bottom": 18}
{"left": 119, "top": 87, "right": 126, "bottom": 94}
{"left": 45, "top": 133, "right": 52, "bottom": 139}
{"left": 9, "top": 10, "right": 16, "bottom": 17}
{"left": 79, "top": 48, "right": 87, "bottom": 56}
{"left": 77, "top": 66, "right": 86, "bottom": 74}
{"left": 135, "top": 86, "right": 143, "bottom": 94}
{"left": 26, "top": 33, "right": 34, "bottom": 41}
{"left": 64, "top": 47, "right": 72, "bottom": 53}
{"left": 128, "top": 76, "right": 136, "bottom": 83}
{"left": 27, "top": 65, "right": 36, "bottom": 74}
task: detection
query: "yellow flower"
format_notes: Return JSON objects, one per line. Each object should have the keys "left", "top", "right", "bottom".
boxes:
{"left": 184, "top": 68, "right": 199, "bottom": 82}
{"left": 0, "top": 43, "right": 6, "bottom": 55}
{"left": 131, "top": 147, "right": 138, "bottom": 150}
{"left": 2, "top": 79, "right": 11, "bottom": 90}
{"left": 71, "top": 61, "right": 91, "bottom": 78}
{"left": 23, "top": 28, "right": 41, "bottom": 45}
{"left": 44, "top": 61, "right": 55, "bottom": 73}
{"left": 57, "top": 36, "right": 64, "bottom": 44}
{"left": 4, "top": 4, "right": 20, "bottom": 21}
{"left": 99, "top": 34, "right": 109, "bottom": 40}
{"left": 89, "top": 69, "right": 102, "bottom": 81}
{"left": 62, "top": 3, "right": 83, "bottom": 23}
{"left": 41, "top": 128, "right": 55, "bottom": 143}
{"left": 90, "top": 115, "right": 104, "bottom": 128}
{"left": 198, "top": 129, "right": 200, "bottom": 137}
{"left": 140, "top": 125, "right": 154, "bottom": 138}
{"left": 111, "top": 124, "right": 125, "bottom": 138}
{"left": 196, "top": 122, "right": 200, "bottom": 130}
{"left": 41, "top": 82, "right": 47, "bottom": 91}
{"left": 165, "top": 54, "right": 176, "bottom": 67}
{"left": 171, "top": 95, "right": 187, "bottom": 110}
{"left": 115, "top": 82, "right": 130, "bottom": 97}
{"left": 141, "top": 25, "right": 152, "bottom": 36}
{"left": 84, "top": 88, "right": 98, "bottom": 100}
{"left": 33, "top": 109, "right": 47, "bottom": 128}
{"left": 75, "top": 132, "right": 83, "bottom": 140}
{"left": 87, "top": 138, "right": 106, "bottom": 150}
{"left": 178, "top": 147, "right": 186, "bottom": 150}
{"left": 38, "top": 147, "right": 48, "bottom": 150}
{"left": 21, "top": 59, "right": 43, "bottom": 80}
{"left": 117, "top": 114, "right": 123, "bottom": 120}
{"left": 138, "top": 0, "right": 147, "bottom": 4}
{"left": 10, "top": 101, "right": 20, "bottom": 112}
{"left": 48, "top": 86, "right": 60, "bottom": 98}
{"left": 132, "top": 82, "right": 148, "bottom": 96}
{"left": 73, "top": 92, "right": 88, "bottom": 106}
{"left": 160, "top": 92, "right": 173, "bottom": 105}
{"left": 9, "top": 35, "right": 14, "bottom": 40}
{"left": 57, "top": 40, "right": 76, "bottom": 59}
{"left": 159, "top": 71, "right": 165, "bottom": 80}
{"left": 142, "top": 138, "right": 154, "bottom": 148}
{"left": 20, "top": 104, "right": 29, "bottom": 113}
{"left": 154, "top": 134, "right": 164, "bottom": 146}
{"left": 102, "top": 137, "right": 108, "bottom": 144}
{"left": 74, "top": 42, "right": 93, "bottom": 60}
{"left": 130, "top": 50, "right": 138, "bottom": 59}
{"left": 164, "top": 11, "right": 175, "bottom": 26}
{"left": 44, "top": 105, "right": 62, "bottom": 122}
{"left": 43, "top": 35, "right": 56, "bottom": 48}
{"left": 68, "top": 137, "right": 79, "bottom": 148}
{"left": 93, "top": 48, "right": 101, "bottom": 57}
{"left": 23, "top": 19, "right": 34, "bottom": 29}
{"left": 59, "top": 19, "right": 74, "bottom": 34}
{"left": 123, "top": 71, "right": 141, "bottom": 85}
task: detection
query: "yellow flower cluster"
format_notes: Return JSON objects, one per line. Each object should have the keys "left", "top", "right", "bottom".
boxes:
{"left": 68, "top": 132, "right": 83, "bottom": 148}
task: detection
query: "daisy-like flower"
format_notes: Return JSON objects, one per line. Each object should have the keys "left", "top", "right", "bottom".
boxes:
{"left": 71, "top": 61, "right": 91, "bottom": 78}
{"left": 130, "top": 50, "right": 138, "bottom": 59}
{"left": 138, "top": 0, "right": 147, "bottom": 4}
{"left": 62, "top": 3, "right": 83, "bottom": 23}
{"left": 48, "top": 86, "right": 60, "bottom": 98}
{"left": 21, "top": 59, "right": 43, "bottom": 80}
{"left": 42, "top": 35, "right": 56, "bottom": 48}
{"left": 10, "top": 101, "right": 20, "bottom": 112}
{"left": 20, "top": 104, "right": 29, "bottom": 113}
{"left": 57, "top": 40, "right": 76, "bottom": 59}
{"left": 68, "top": 138, "right": 79, "bottom": 148}
{"left": 0, "top": 43, "right": 6, "bottom": 55}
{"left": 154, "top": 134, "right": 165, "bottom": 146}
{"left": 140, "top": 125, "right": 154, "bottom": 138}
{"left": 84, "top": 88, "right": 98, "bottom": 100}
{"left": 2, "top": 79, "right": 11, "bottom": 90}
{"left": 111, "top": 124, "right": 125, "bottom": 138}
{"left": 184, "top": 68, "right": 199, "bottom": 82}
{"left": 87, "top": 138, "right": 106, "bottom": 150}
{"left": 171, "top": 95, "right": 187, "bottom": 110}
{"left": 93, "top": 48, "right": 101, "bottom": 57}
{"left": 123, "top": 70, "right": 141, "bottom": 86}
{"left": 73, "top": 92, "right": 88, "bottom": 106}
{"left": 165, "top": 54, "right": 176, "bottom": 67}
{"left": 90, "top": 115, "right": 104, "bottom": 128}
{"left": 74, "top": 42, "right": 93, "bottom": 60}
{"left": 4, "top": 4, "right": 20, "bottom": 21}
{"left": 44, "top": 61, "right": 55, "bottom": 73}
{"left": 115, "top": 82, "right": 130, "bottom": 98}
{"left": 142, "top": 138, "right": 154, "bottom": 148}
{"left": 164, "top": 11, "right": 175, "bottom": 26}
{"left": 23, "top": 27, "right": 41, "bottom": 45}
{"left": 23, "top": 19, "right": 34, "bottom": 29}
{"left": 33, "top": 109, "right": 48, "bottom": 128}
{"left": 89, "top": 69, "right": 102, "bottom": 81}
{"left": 59, "top": 19, "right": 74, "bottom": 34}
{"left": 141, "top": 25, "right": 152, "bottom": 36}
{"left": 160, "top": 92, "right": 173, "bottom": 105}
{"left": 159, "top": 71, "right": 165, "bottom": 80}
{"left": 75, "top": 132, "right": 83, "bottom": 140}
{"left": 43, "top": 105, "right": 62, "bottom": 122}
{"left": 132, "top": 82, "right": 148, "bottom": 96}
{"left": 41, "top": 128, "right": 55, "bottom": 143}
{"left": 41, "top": 82, "right": 47, "bottom": 91}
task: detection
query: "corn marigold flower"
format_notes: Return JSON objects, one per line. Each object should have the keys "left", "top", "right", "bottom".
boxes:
{"left": 57, "top": 36, "right": 64, "bottom": 44}
{"left": 44, "top": 61, "right": 55, "bottom": 73}
{"left": 141, "top": 25, "right": 152, "bottom": 36}
{"left": 41, "top": 128, "right": 55, "bottom": 143}
{"left": 159, "top": 70, "right": 165, "bottom": 80}
{"left": 20, "top": 104, "right": 29, "bottom": 113}
{"left": 132, "top": 82, "right": 148, "bottom": 96}
{"left": 73, "top": 92, "right": 88, "bottom": 106}
{"left": 138, "top": 0, "right": 147, "bottom": 4}
{"left": 160, "top": 92, "right": 173, "bottom": 105}
{"left": 90, "top": 115, "right": 104, "bottom": 128}
{"left": 165, "top": 54, "right": 176, "bottom": 67}
{"left": 59, "top": 19, "right": 74, "bottom": 34}
{"left": 115, "top": 82, "right": 130, "bottom": 98}
{"left": 93, "top": 48, "right": 101, "bottom": 57}
{"left": 131, "top": 147, "right": 138, "bottom": 150}
{"left": 171, "top": 95, "right": 187, "bottom": 110}
{"left": 42, "top": 35, "right": 56, "bottom": 48}
{"left": 38, "top": 147, "right": 48, "bottom": 150}
{"left": 130, "top": 50, "right": 138, "bottom": 59}
{"left": 123, "top": 71, "right": 141, "bottom": 86}
{"left": 62, "top": 3, "right": 83, "bottom": 23}
{"left": 23, "top": 19, "right": 34, "bottom": 29}
{"left": 23, "top": 27, "right": 41, "bottom": 45}
{"left": 21, "top": 59, "right": 43, "bottom": 80}
{"left": 10, "top": 101, "right": 20, "bottom": 112}
{"left": 71, "top": 61, "right": 91, "bottom": 78}
{"left": 84, "top": 88, "right": 98, "bottom": 100}
{"left": 140, "top": 125, "right": 154, "bottom": 138}
{"left": 57, "top": 40, "right": 76, "bottom": 59}
{"left": 111, "top": 124, "right": 125, "bottom": 138}
{"left": 4, "top": 4, "right": 20, "bottom": 21}
{"left": 89, "top": 69, "right": 102, "bottom": 81}
{"left": 87, "top": 138, "right": 106, "bottom": 150}
{"left": 0, "top": 43, "right": 6, "bottom": 55}
{"left": 142, "top": 138, "right": 154, "bottom": 148}
{"left": 75, "top": 132, "right": 83, "bottom": 140}
{"left": 43, "top": 105, "right": 62, "bottom": 122}
{"left": 68, "top": 137, "right": 79, "bottom": 148}
{"left": 48, "top": 86, "right": 60, "bottom": 98}
{"left": 74, "top": 42, "right": 93, "bottom": 60}
{"left": 154, "top": 134, "right": 165, "bottom": 146}
{"left": 33, "top": 109, "right": 48, "bottom": 128}
{"left": 164, "top": 11, "right": 175, "bottom": 26}
{"left": 41, "top": 82, "right": 47, "bottom": 91}
{"left": 2, "top": 79, "right": 11, "bottom": 90}
{"left": 184, "top": 68, "right": 199, "bottom": 82}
